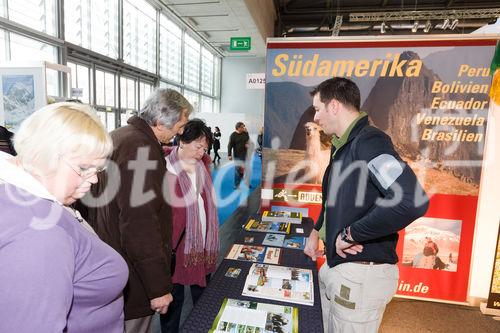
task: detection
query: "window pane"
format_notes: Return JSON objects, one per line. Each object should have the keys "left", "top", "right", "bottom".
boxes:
{"left": 200, "top": 96, "right": 213, "bottom": 113}
{"left": 0, "top": 29, "right": 7, "bottom": 62}
{"left": 2, "top": 0, "right": 57, "bottom": 36}
{"left": 183, "top": 34, "right": 200, "bottom": 90}
{"left": 96, "top": 106, "right": 116, "bottom": 131}
{"left": 9, "top": 33, "right": 57, "bottom": 63}
{"left": 160, "top": 15, "right": 182, "bottom": 83}
{"left": 139, "top": 82, "right": 153, "bottom": 108}
{"left": 123, "top": 0, "right": 157, "bottom": 73}
{"left": 96, "top": 69, "right": 115, "bottom": 107}
{"left": 46, "top": 68, "right": 59, "bottom": 97}
{"left": 201, "top": 47, "right": 214, "bottom": 94}
{"left": 120, "top": 77, "right": 137, "bottom": 111}
{"left": 64, "top": 0, "right": 119, "bottom": 58}
{"left": 159, "top": 81, "right": 181, "bottom": 92}
{"left": 214, "top": 56, "right": 221, "bottom": 97}
{"left": 68, "top": 62, "right": 91, "bottom": 104}
{"left": 183, "top": 90, "right": 199, "bottom": 113}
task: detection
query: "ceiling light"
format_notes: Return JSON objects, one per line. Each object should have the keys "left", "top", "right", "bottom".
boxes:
{"left": 380, "top": 22, "right": 386, "bottom": 34}
{"left": 442, "top": 18, "right": 450, "bottom": 29}
{"left": 450, "top": 19, "right": 459, "bottom": 30}
{"left": 424, "top": 20, "right": 432, "bottom": 33}
{"left": 412, "top": 21, "right": 419, "bottom": 33}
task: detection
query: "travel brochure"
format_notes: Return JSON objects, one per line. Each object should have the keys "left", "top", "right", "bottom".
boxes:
{"left": 209, "top": 298, "right": 299, "bottom": 333}
{"left": 244, "top": 218, "right": 291, "bottom": 235}
{"left": 262, "top": 233, "right": 286, "bottom": 247}
{"left": 242, "top": 264, "right": 314, "bottom": 306}
{"left": 261, "top": 210, "right": 302, "bottom": 224}
{"left": 261, "top": 234, "right": 306, "bottom": 250}
{"left": 225, "top": 244, "right": 282, "bottom": 265}
{"left": 283, "top": 236, "right": 306, "bottom": 250}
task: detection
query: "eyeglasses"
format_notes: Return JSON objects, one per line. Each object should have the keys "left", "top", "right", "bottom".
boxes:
{"left": 61, "top": 158, "right": 106, "bottom": 179}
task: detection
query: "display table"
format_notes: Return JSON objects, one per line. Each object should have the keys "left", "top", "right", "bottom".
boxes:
{"left": 181, "top": 217, "right": 324, "bottom": 332}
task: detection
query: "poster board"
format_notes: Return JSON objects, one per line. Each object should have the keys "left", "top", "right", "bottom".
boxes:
{"left": 262, "top": 35, "right": 500, "bottom": 303}
{"left": 0, "top": 64, "right": 46, "bottom": 131}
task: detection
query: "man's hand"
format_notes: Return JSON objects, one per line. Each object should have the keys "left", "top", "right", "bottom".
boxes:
{"left": 150, "top": 293, "right": 173, "bottom": 314}
{"left": 228, "top": 156, "right": 233, "bottom": 161}
{"left": 304, "top": 229, "right": 324, "bottom": 261}
{"left": 335, "top": 233, "right": 363, "bottom": 258}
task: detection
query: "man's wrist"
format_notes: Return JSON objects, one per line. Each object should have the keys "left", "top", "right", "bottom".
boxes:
{"left": 340, "top": 226, "right": 355, "bottom": 244}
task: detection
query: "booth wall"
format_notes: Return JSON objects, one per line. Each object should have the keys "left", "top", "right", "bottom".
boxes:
{"left": 220, "top": 57, "right": 265, "bottom": 146}
{"left": 470, "top": 103, "right": 500, "bottom": 299}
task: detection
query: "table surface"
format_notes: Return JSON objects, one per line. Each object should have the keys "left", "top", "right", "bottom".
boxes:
{"left": 181, "top": 217, "right": 324, "bottom": 332}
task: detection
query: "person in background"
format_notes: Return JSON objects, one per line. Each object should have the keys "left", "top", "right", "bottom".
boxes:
{"left": 207, "top": 126, "right": 213, "bottom": 157}
{"left": 0, "top": 103, "right": 128, "bottom": 333}
{"left": 256, "top": 126, "right": 263, "bottom": 159}
{"left": 212, "top": 126, "right": 221, "bottom": 164}
{"left": 161, "top": 119, "right": 219, "bottom": 332}
{"left": 90, "top": 89, "right": 192, "bottom": 333}
{"left": 227, "top": 122, "right": 249, "bottom": 189}
{"left": 0, "top": 125, "right": 16, "bottom": 155}
{"left": 304, "top": 77, "right": 429, "bottom": 333}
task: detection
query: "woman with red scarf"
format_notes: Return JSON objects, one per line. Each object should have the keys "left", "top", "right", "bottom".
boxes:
{"left": 161, "top": 119, "right": 219, "bottom": 332}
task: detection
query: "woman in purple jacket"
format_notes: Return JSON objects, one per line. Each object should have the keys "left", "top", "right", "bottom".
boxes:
{"left": 0, "top": 103, "right": 128, "bottom": 333}
{"left": 161, "top": 119, "right": 220, "bottom": 332}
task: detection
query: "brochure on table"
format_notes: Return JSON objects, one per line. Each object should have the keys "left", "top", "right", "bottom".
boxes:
{"left": 242, "top": 263, "right": 314, "bottom": 306}
{"left": 209, "top": 298, "right": 299, "bottom": 333}
{"left": 226, "top": 244, "right": 282, "bottom": 265}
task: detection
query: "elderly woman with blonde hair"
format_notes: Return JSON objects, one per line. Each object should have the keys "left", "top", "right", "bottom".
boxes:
{"left": 0, "top": 103, "right": 128, "bottom": 333}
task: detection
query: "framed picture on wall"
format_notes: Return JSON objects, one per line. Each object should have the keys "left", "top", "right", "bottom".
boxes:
{"left": 0, "top": 64, "right": 46, "bottom": 132}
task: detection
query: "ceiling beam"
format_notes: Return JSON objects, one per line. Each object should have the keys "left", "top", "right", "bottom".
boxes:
{"left": 350, "top": 8, "right": 500, "bottom": 22}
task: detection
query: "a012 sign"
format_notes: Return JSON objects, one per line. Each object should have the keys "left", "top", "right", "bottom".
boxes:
{"left": 246, "top": 73, "right": 265, "bottom": 89}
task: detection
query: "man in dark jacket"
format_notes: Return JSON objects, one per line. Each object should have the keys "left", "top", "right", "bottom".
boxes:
{"left": 227, "top": 121, "right": 249, "bottom": 189}
{"left": 0, "top": 125, "right": 16, "bottom": 155}
{"left": 90, "top": 89, "right": 192, "bottom": 333}
{"left": 303, "top": 78, "right": 429, "bottom": 332}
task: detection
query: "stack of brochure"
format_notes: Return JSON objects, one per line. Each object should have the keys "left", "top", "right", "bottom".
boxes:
{"left": 225, "top": 244, "right": 282, "bottom": 265}
{"left": 262, "top": 210, "right": 302, "bottom": 224}
{"left": 262, "top": 234, "right": 306, "bottom": 250}
{"left": 209, "top": 298, "right": 299, "bottom": 333}
{"left": 244, "top": 218, "right": 291, "bottom": 234}
{"left": 242, "top": 263, "right": 314, "bottom": 306}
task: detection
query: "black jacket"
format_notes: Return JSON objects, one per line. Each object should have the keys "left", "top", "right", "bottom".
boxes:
{"left": 0, "top": 126, "right": 16, "bottom": 156}
{"left": 314, "top": 116, "right": 429, "bottom": 267}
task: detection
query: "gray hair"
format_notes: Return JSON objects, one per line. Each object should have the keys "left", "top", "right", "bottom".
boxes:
{"left": 138, "top": 88, "right": 193, "bottom": 128}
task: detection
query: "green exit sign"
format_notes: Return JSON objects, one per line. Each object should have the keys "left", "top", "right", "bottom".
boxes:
{"left": 230, "top": 37, "right": 251, "bottom": 51}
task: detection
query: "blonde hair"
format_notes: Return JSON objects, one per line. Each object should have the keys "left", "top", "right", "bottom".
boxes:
{"left": 14, "top": 102, "right": 113, "bottom": 175}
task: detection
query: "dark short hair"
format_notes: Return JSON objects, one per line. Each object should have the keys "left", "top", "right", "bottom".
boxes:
{"left": 235, "top": 122, "right": 245, "bottom": 129}
{"left": 178, "top": 118, "right": 213, "bottom": 146}
{"left": 310, "top": 77, "right": 360, "bottom": 111}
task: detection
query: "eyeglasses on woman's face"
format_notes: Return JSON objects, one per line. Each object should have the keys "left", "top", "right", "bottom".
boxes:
{"left": 61, "top": 158, "right": 107, "bottom": 179}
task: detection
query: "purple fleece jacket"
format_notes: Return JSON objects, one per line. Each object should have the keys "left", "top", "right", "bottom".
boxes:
{"left": 0, "top": 183, "right": 129, "bottom": 333}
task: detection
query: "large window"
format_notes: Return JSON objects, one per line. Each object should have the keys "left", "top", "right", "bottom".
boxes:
{"left": 1, "top": 0, "right": 57, "bottom": 36}
{"left": 123, "top": 0, "right": 156, "bottom": 73}
{"left": 0, "top": 0, "right": 222, "bottom": 121}
{"left": 159, "top": 15, "right": 182, "bottom": 83}
{"left": 183, "top": 34, "right": 200, "bottom": 90}
{"left": 65, "top": 0, "right": 119, "bottom": 58}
